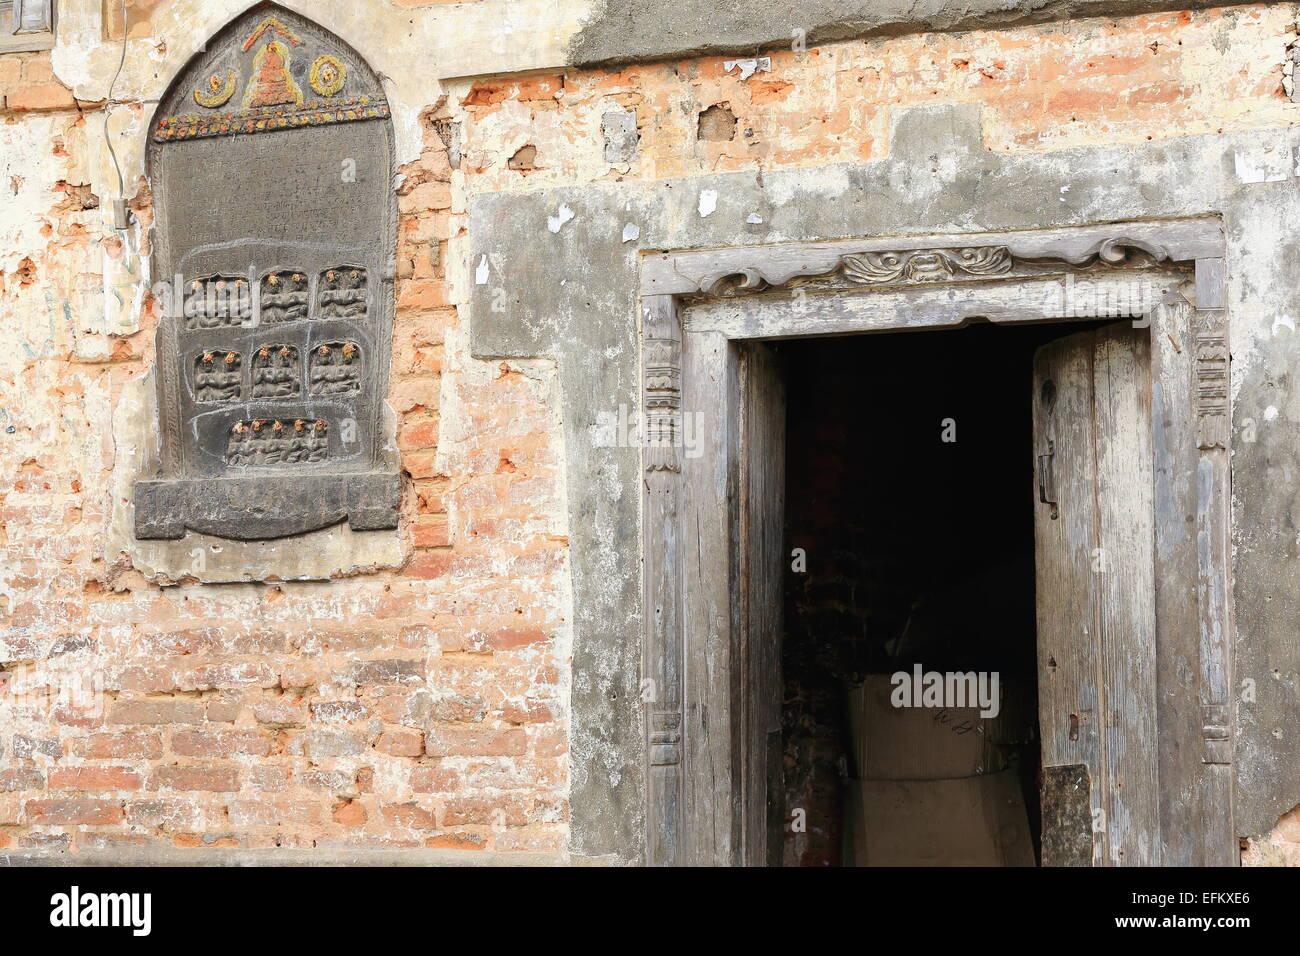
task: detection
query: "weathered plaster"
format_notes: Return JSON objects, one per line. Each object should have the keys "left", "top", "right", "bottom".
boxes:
{"left": 51, "top": 0, "right": 598, "bottom": 198}
{"left": 468, "top": 102, "right": 1300, "bottom": 857}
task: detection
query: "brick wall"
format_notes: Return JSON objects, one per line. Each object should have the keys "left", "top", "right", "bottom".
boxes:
{"left": 0, "top": 64, "right": 570, "bottom": 855}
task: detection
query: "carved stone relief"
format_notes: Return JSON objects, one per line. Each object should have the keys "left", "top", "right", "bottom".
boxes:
{"left": 134, "top": 6, "right": 399, "bottom": 541}
{"left": 193, "top": 350, "right": 242, "bottom": 402}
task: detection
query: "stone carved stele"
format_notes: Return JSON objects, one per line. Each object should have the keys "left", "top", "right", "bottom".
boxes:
{"left": 135, "top": 5, "right": 400, "bottom": 541}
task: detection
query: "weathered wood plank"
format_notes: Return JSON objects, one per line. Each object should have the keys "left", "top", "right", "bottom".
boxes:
{"left": 685, "top": 270, "right": 1187, "bottom": 340}
{"left": 735, "top": 342, "right": 785, "bottom": 866}
{"left": 1149, "top": 300, "right": 1206, "bottom": 866}
{"left": 680, "top": 329, "right": 738, "bottom": 864}
{"left": 1035, "top": 323, "right": 1161, "bottom": 866}
{"left": 1034, "top": 329, "right": 1104, "bottom": 866}
{"left": 1092, "top": 323, "right": 1160, "bottom": 865}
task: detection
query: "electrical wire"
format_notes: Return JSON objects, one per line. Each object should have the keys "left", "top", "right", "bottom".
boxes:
{"left": 104, "top": 0, "right": 128, "bottom": 224}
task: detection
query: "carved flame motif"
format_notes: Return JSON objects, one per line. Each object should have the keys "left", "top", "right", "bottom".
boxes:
{"left": 841, "top": 246, "right": 1014, "bottom": 284}
{"left": 241, "top": 16, "right": 302, "bottom": 52}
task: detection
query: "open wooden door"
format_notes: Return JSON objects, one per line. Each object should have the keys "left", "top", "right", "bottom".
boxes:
{"left": 736, "top": 342, "right": 786, "bottom": 866}
{"left": 1032, "top": 322, "right": 1159, "bottom": 866}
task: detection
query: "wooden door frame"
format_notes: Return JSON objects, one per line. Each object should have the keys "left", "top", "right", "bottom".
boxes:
{"left": 639, "top": 218, "right": 1234, "bottom": 866}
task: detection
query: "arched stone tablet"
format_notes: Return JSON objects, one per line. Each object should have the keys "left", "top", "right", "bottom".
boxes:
{"left": 134, "top": 4, "right": 399, "bottom": 541}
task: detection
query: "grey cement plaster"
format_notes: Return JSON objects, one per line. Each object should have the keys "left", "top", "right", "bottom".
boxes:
{"left": 568, "top": 0, "right": 1244, "bottom": 67}
{"left": 468, "top": 103, "right": 1300, "bottom": 861}
{"left": 109, "top": 370, "right": 406, "bottom": 584}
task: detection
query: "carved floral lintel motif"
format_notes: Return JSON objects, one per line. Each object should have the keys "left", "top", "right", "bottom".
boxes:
{"left": 696, "top": 236, "right": 1175, "bottom": 298}
{"left": 842, "top": 245, "right": 1012, "bottom": 284}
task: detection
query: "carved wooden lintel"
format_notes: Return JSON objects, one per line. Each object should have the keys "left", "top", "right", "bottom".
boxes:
{"left": 642, "top": 219, "right": 1223, "bottom": 300}
{"left": 696, "top": 237, "right": 1177, "bottom": 298}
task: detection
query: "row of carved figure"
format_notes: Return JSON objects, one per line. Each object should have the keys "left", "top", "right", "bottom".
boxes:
{"left": 226, "top": 418, "right": 330, "bottom": 466}
{"left": 182, "top": 268, "right": 369, "bottom": 330}
{"left": 193, "top": 343, "right": 362, "bottom": 402}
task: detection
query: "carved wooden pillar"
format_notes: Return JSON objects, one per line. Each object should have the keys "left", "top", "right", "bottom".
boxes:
{"left": 1193, "top": 256, "right": 1235, "bottom": 866}
{"left": 641, "top": 294, "right": 683, "bottom": 865}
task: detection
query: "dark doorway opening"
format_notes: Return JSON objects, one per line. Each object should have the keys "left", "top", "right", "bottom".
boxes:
{"left": 776, "top": 320, "right": 1109, "bottom": 867}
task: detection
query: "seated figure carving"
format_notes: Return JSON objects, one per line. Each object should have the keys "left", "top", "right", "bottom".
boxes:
{"left": 319, "top": 267, "right": 368, "bottom": 319}
{"left": 260, "top": 271, "right": 309, "bottom": 324}
{"left": 251, "top": 345, "right": 301, "bottom": 399}
{"left": 194, "top": 350, "right": 242, "bottom": 402}
{"left": 309, "top": 342, "right": 362, "bottom": 395}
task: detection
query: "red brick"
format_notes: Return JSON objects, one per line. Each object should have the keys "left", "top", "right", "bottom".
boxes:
{"left": 411, "top": 766, "right": 459, "bottom": 793}
{"left": 0, "top": 769, "right": 44, "bottom": 792}
{"left": 441, "top": 795, "right": 530, "bottom": 827}
{"left": 376, "top": 727, "right": 424, "bottom": 756}
{"left": 251, "top": 696, "right": 307, "bottom": 726}
{"left": 380, "top": 802, "right": 436, "bottom": 829}
{"left": 249, "top": 766, "right": 290, "bottom": 792}
{"left": 70, "top": 732, "right": 163, "bottom": 760}
{"left": 205, "top": 697, "right": 243, "bottom": 723}
{"left": 391, "top": 378, "right": 438, "bottom": 415}
{"left": 309, "top": 700, "right": 370, "bottom": 722}
{"left": 402, "top": 181, "right": 452, "bottom": 211}
{"left": 399, "top": 419, "right": 439, "bottom": 450}
{"left": 26, "top": 799, "right": 124, "bottom": 825}
{"left": 425, "top": 726, "right": 527, "bottom": 758}
{"left": 425, "top": 831, "right": 487, "bottom": 850}
{"left": 486, "top": 627, "right": 547, "bottom": 651}
{"left": 48, "top": 767, "right": 141, "bottom": 791}
{"left": 347, "top": 659, "right": 424, "bottom": 686}
{"left": 228, "top": 800, "right": 321, "bottom": 827}
{"left": 111, "top": 664, "right": 179, "bottom": 693}
{"left": 402, "top": 450, "right": 439, "bottom": 479}
{"left": 13, "top": 734, "right": 62, "bottom": 759}
{"left": 397, "top": 278, "right": 450, "bottom": 312}
{"left": 326, "top": 799, "right": 362, "bottom": 826}
{"left": 462, "top": 74, "right": 563, "bottom": 106}
{"left": 109, "top": 699, "right": 204, "bottom": 725}
{"left": 405, "top": 550, "right": 455, "bottom": 579}
{"left": 150, "top": 766, "right": 241, "bottom": 792}
{"left": 412, "top": 517, "right": 450, "bottom": 548}
{"left": 6, "top": 82, "right": 77, "bottom": 111}
{"left": 177, "top": 662, "right": 278, "bottom": 691}
{"left": 171, "top": 730, "right": 274, "bottom": 757}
